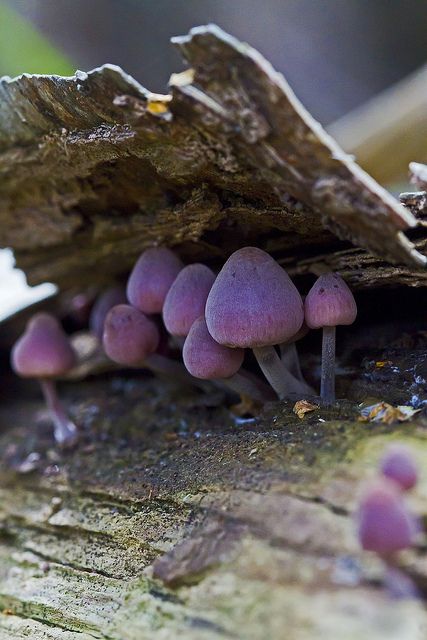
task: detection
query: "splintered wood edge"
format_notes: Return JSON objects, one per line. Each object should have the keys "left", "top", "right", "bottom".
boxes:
{"left": 171, "top": 25, "right": 427, "bottom": 268}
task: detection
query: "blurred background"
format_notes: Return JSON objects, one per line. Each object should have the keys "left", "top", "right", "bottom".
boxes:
{"left": 0, "top": 0, "right": 426, "bottom": 312}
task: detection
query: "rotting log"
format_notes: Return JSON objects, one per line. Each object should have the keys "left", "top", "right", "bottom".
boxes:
{"left": 1, "top": 368, "right": 427, "bottom": 640}
{"left": 0, "top": 24, "right": 426, "bottom": 293}
{"left": 1, "top": 24, "right": 427, "bottom": 640}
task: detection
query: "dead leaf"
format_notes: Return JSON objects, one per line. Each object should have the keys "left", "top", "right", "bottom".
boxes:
{"left": 293, "top": 400, "right": 319, "bottom": 419}
{"left": 359, "top": 402, "right": 421, "bottom": 425}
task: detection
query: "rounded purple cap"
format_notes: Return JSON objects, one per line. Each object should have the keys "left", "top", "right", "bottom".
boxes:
{"left": 103, "top": 304, "right": 160, "bottom": 366}
{"left": 380, "top": 445, "right": 418, "bottom": 491}
{"left": 305, "top": 273, "right": 357, "bottom": 329}
{"left": 89, "top": 286, "right": 127, "bottom": 339}
{"left": 11, "top": 313, "right": 76, "bottom": 378}
{"left": 183, "top": 317, "right": 244, "bottom": 379}
{"left": 205, "top": 247, "right": 303, "bottom": 348}
{"left": 127, "top": 248, "right": 183, "bottom": 314}
{"left": 163, "top": 263, "right": 216, "bottom": 337}
{"left": 356, "top": 479, "right": 418, "bottom": 554}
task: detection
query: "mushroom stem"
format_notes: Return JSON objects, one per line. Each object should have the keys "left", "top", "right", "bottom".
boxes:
{"left": 144, "top": 353, "right": 211, "bottom": 392}
{"left": 252, "top": 345, "right": 311, "bottom": 400}
{"left": 321, "top": 325, "right": 336, "bottom": 405}
{"left": 39, "top": 379, "right": 78, "bottom": 448}
{"left": 219, "top": 371, "right": 274, "bottom": 404}
{"left": 280, "top": 342, "right": 303, "bottom": 380}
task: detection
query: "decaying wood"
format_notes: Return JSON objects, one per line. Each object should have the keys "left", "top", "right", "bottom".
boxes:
{"left": 1, "top": 359, "right": 427, "bottom": 640}
{"left": 2, "top": 24, "right": 427, "bottom": 640}
{"left": 329, "top": 64, "right": 427, "bottom": 186}
{"left": 0, "top": 24, "right": 426, "bottom": 294}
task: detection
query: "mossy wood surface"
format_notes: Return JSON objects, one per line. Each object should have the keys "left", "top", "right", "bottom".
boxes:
{"left": 1, "top": 24, "right": 427, "bottom": 640}
{"left": 1, "top": 369, "right": 427, "bottom": 640}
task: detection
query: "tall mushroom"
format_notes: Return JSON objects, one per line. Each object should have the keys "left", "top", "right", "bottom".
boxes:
{"left": 183, "top": 317, "right": 272, "bottom": 403}
{"left": 11, "top": 313, "right": 78, "bottom": 448}
{"left": 304, "top": 273, "right": 357, "bottom": 405}
{"left": 127, "top": 247, "right": 183, "bottom": 314}
{"left": 205, "top": 247, "right": 310, "bottom": 399}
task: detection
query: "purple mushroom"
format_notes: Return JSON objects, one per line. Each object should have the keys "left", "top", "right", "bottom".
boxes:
{"left": 103, "top": 304, "right": 160, "bottom": 365}
{"left": 89, "top": 285, "right": 127, "bottom": 340}
{"left": 380, "top": 445, "right": 418, "bottom": 492}
{"left": 304, "top": 273, "right": 357, "bottom": 405}
{"left": 103, "top": 304, "right": 209, "bottom": 389}
{"left": 356, "top": 479, "right": 419, "bottom": 557}
{"left": 205, "top": 247, "right": 310, "bottom": 399}
{"left": 127, "top": 247, "right": 183, "bottom": 314}
{"left": 11, "top": 313, "right": 78, "bottom": 448}
{"left": 183, "top": 316, "right": 273, "bottom": 403}
{"left": 163, "top": 263, "right": 216, "bottom": 337}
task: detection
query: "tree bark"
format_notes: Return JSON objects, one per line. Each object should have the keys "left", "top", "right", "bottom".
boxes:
{"left": 1, "top": 368, "right": 427, "bottom": 639}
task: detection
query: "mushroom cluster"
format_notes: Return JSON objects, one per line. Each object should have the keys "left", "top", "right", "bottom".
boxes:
{"left": 11, "top": 244, "right": 358, "bottom": 447}
{"left": 356, "top": 444, "right": 421, "bottom": 597}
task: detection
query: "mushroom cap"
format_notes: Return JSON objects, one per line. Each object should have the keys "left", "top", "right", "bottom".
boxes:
{"left": 127, "top": 248, "right": 183, "bottom": 314}
{"left": 205, "top": 247, "right": 304, "bottom": 348}
{"left": 183, "top": 317, "right": 244, "bottom": 379}
{"left": 356, "top": 479, "right": 418, "bottom": 554}
{"left": 380, "top": 445, "right": 418, "bottom": 491}
{"left": 103, "top": 304, "right": 160, "bottom": 366}
{"left": 89, "top": 286, "right": 127, "bottom": 339}
{"left": 163, "top": 263, "right": 216, "bottom": 337}
{"left": 11, "top": 313, "right": 76, "bottom": 378}
{"left": 304, "top": 273, "right": 357, "bottom": 329}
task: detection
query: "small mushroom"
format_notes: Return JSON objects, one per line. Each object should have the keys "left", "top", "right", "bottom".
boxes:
{"left": 380, "top": 445, "right": 418, "bottom": 491}
{"left": 183, "top": 316, "right": 273, "bottom": 403}
{"left": 103, "top": 304, "right": 160, "bottom": 365}
{"left": 89, "top": 286, "right": 127, "bottom": 340}
{"left": 103, "top": 304, "right": 208, "bottom": 389}
{"left": 11, "top": 313, "right": 78, "bottom": 448}
{"left": 163, "top": 263, "right": 216, "bottom": 337}
{"left": 304, "top": 273, "right": 357, "bottom": 405}
{"left": 356, "top": 479, "right": 419, "bottom": 556}
{"left": 205, "top": 247, "right": 309, "bottom": 399}
{"left": 127, "top": 247, "right": 183, "bottom": 314}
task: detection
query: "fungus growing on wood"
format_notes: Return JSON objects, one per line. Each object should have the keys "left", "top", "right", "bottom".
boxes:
{"left": 356, "top": 479, "right": 418, "bottom": 555}
{"left": 103, "top": 304, "right": 160, "bottom": 365}
{"left": 380, "top": 445, "right": 418, "bottom": 492}
{"left": 127, "top": 248, "right": 183, "bottom": 314}
{"left": 205, "top": 247, "right": 310, "bottom": 399}
{"left": 304, "top": 273, "right": 357, "bottom": 405}
{"left": 163, "top": 263, "right": 216, "bottom": 337}
{"left": 103, "top": 304, "right": 209, "bottom": 389}
{"left": 184, "top": 316, "right": 274, "bottom": 403}
{"left": 11, "top": 313, "right": 78, "bottom": 447}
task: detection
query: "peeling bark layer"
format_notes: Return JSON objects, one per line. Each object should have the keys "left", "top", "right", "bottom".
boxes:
{"left": 0, "top": 25, "right": 426, "bottom": 292}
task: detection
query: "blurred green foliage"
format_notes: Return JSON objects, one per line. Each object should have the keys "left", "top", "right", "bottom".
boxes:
{"left": 0, "top": 1, "right": 74, "bottom": 77}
